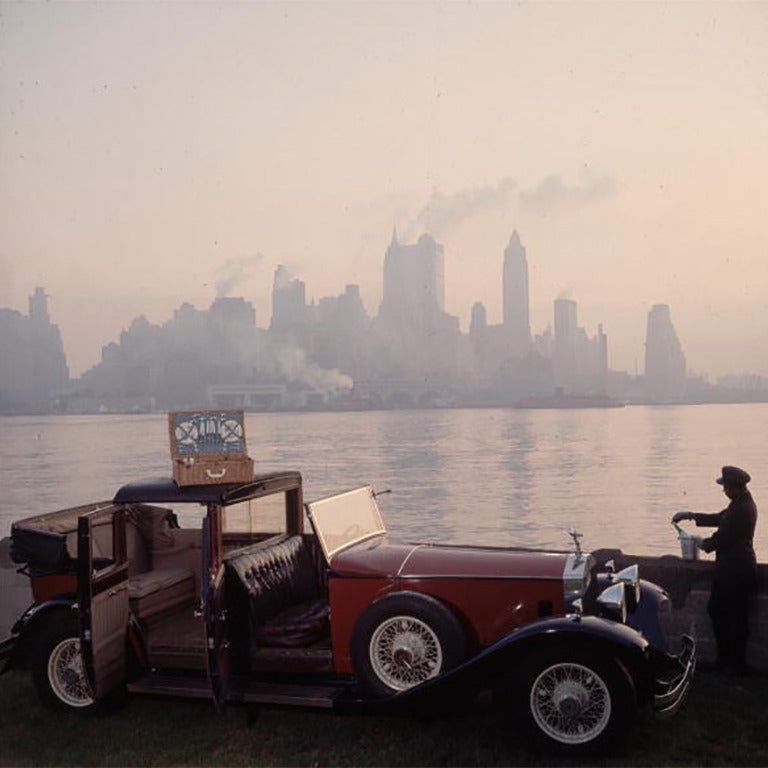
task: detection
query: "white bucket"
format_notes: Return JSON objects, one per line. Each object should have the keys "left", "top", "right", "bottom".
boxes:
{"left": 678, "top": 532, "right": 699, "bottom": 561}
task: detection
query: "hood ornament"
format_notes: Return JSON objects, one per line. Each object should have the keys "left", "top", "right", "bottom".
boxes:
{"left": 565, "top": 528, "right": 584, "bottom": 559}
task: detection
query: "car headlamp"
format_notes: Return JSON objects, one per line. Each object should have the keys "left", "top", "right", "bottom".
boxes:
{"left": 614, "top": 564, "right": 640, "bottom": 611}
{"left": 597, "top": 582, "right": 627, "bottom": 624}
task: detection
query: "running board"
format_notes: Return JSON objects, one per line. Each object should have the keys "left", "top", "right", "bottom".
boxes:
{"left": 128, "top": 675, "right": 212, "bottom": 698}
{"left": 240, "top": 681, "right": 339, "bottom": 708}
{"left": 127, "top": 675, "right": 344, "bottom": 708}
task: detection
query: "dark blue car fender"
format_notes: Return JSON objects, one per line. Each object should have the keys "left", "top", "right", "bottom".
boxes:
{"left": 483, "top": 614, "right": 653, "bottom": 699}
{"left": 2, "top": 598, "right": 77, "bottom": 671}
{"left": 626, "top": 579, "right": 671, "bottom": 652}
{"left": 367, "top": 614, "right": 654, "bottom": 711}
{"left": 4, "top": 598, "right": 145, "bottom": 677}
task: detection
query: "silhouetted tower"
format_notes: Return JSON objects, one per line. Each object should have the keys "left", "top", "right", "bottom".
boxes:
{"left": 29, "top": 287, "right": 51, "bottom": 327}
{"left": 312, "top": 284, "right": 370, "bottom": 379}
{"left": 379, "top": 230, "right": 445, "bottom": 325}
{"left": 645, "top": 304, "right": 686, "bottom": 401}
{"left": 597, "top": 323, "right": 608, "bottom": 373}
{"left": 270, "top": 265, "right": 307, "bottom": 333}
{"left": 502, "top": 230, "right": 531, "bottom": 356}
{"left": 553, "top": 297, "right": 578, "bottom": 387}
{"left": 375, "top": 230, "right": 459, "bottom": 382}
{"left": 470, "top": 301, "right": 487, "bottom": 336}
{"left": 0, "top": 287, "right": 68, "bottom": 411}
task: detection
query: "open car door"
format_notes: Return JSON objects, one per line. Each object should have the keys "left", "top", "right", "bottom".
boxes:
{"left": 202, "top": 509, "right": 230, "bottom": 710}
{"left": 77, "top": 505, "right": 129, "bottom": 701}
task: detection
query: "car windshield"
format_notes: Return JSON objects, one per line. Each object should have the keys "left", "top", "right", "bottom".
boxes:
{"left": 306, "top": 486, "right": 387, "bottom": 561}
{"left": 224, "top": 495, "right": 286, "bottom": 535}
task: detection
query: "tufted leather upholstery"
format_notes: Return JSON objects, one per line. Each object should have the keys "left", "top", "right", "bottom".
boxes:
{"left": 225, "top": 535, "right": 329, "bottom": 648}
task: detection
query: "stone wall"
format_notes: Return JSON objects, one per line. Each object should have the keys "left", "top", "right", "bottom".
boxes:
{"left": 594, "top": 548, "right": 768, "bottom": 671}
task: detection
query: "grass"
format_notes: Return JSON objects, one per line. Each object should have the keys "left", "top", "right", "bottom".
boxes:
{"left": 1, "top": 668, "right": 767, "bottom": 766}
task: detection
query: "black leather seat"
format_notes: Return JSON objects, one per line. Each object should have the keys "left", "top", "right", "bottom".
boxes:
{"left": 225, "top": 535, "right": 329, "bottom": 649}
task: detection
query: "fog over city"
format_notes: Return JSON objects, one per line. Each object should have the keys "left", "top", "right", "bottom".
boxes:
{"left": 1, "top": 1, "right": 766, "bottom": 380}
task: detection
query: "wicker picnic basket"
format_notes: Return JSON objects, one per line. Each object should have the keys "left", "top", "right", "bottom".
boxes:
{"left": 168, "top": 410, "right": 254, "bottom": 486}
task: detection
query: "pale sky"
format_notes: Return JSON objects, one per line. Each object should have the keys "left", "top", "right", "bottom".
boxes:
{"left": 1, "top": 0, "right": 766, "bottom": 379}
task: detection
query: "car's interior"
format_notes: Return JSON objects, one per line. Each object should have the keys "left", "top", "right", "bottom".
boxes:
{"left": 12, "top": 484, "right": 386, "bottom": 683}
{"left": 120, "top": 494, "right": 332, "bottom": 675}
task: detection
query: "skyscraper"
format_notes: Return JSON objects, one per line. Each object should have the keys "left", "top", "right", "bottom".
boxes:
{"left": 551, "top": 298, "right": 609, "bottom": 390}
{"left": 0, "top": 287, "right": 68, "bottom": 412}
{"left": 553, "top": 297, "right": 578, "bottom": 387}
{"left": 502, "top": 230, "right": 531, "bottom": 356}
{"left": 645, "top": 304, "right": 687, "bottom": 401}
{"left": 270, "top": 265, "right": 307, "bottom": 334}
{"left": 379, "top": 230, "right": 445, "bottom": 326}
{"left": 375, "top": 230, "right": 459, "bottom": 381}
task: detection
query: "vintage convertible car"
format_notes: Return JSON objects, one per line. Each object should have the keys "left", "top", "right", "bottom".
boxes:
{"left": 1, "top": 472, "right": 695, "bottom": 755}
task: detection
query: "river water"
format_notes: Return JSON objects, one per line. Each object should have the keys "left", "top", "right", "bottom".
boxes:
{"left": 1, "top": 404, "right": 765, "bottom": 562}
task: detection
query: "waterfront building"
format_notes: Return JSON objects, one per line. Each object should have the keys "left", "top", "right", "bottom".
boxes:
{"left": 311, "top": 284, "right": 370, "bottom": 382}
{"left": 469, "top": 232, "right": 533, "bottom": 382}
{"left": 553, "top": 298, "right": 609, "bottom": 392}
{"left": 553, "top": 298, "right": 578, "bottom": 388}
{"left": 270, "top": 265, "right": 308, "bottom": 337}
{"left": 645, "top": 303, "right": 687, "bottom": 401}
{"left": 379, "top": 230, "right": 446, "bottom": 325}
{"left": 374, "top": 231, "right": 460, "bottom": 381}
{"left": 0, "top": 288, "right": 68, "bottom": 413}
{"left": 503, "top": 230, "right": 532, "bottom": 357}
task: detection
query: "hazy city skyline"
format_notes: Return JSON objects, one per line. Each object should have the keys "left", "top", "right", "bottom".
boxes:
{"left": 1, "top": 2, "right": 766, "bottom": 379}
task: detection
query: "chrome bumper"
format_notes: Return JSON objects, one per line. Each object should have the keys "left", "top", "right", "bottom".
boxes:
{"left": 653, "top": 634, "right": 696, "bottom": 718}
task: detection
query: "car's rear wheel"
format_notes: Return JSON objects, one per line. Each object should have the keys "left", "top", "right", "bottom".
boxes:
{"left": 506, "top": 647, "right": 635, "bottom": 756}
{"left": 351, "top": 592, "right": 468, "bottom": 697}
{"left": 33, "top": 617, "right": 95, "bottom": 711}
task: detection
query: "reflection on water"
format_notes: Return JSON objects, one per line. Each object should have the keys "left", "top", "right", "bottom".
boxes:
{"left": 0, "top": 405, "right": 765, "bottom": 562}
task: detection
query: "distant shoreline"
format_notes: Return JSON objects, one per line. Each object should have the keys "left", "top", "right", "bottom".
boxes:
{"left": 2, "top": 396, "right": 768, "bottom": 417}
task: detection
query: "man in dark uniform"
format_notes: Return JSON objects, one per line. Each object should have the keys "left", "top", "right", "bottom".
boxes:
{"left": 673, "top": 466, "right": 758, "bottom": 674}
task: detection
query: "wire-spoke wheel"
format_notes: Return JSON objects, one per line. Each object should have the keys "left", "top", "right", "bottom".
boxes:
{"left": 33, "top": 616, "right": 95, "bottom": 711}
{"left": 369, "top": 615, "right": 443, "bottom": 691}
{"left": 508, "top": 647, "right": 635, "bottom": 756}
{"left": 351, "top": 592, "right": 468, "bottom": 698}
{"left": 529, "top": 661, "right": 611, "bottom": 744}
{"left": 47, "top": 636, "right": 94, "bottom": 708}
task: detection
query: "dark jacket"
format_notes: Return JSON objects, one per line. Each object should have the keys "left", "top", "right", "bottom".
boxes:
{"left": 694, "top": 490, "right": 758, "bottom": 585}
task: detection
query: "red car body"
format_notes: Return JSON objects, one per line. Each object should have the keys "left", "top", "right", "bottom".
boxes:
{"left": 329, "top": 542, "right": 575, "bottom": 672}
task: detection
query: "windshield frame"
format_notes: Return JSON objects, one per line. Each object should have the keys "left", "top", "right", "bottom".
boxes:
{"left": 305, "top": 485, "right": 387, "bottom": 561}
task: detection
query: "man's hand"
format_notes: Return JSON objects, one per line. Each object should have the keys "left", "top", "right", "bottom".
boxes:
{"left": 672, "top": 511, "right": 694, "bottom": 524}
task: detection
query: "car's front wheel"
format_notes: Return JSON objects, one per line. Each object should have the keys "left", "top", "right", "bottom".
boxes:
{"left": 507, "top": 647, "right": 635, "bottom": 756}
{"left": 33, "top": 617, "right": 95, "bottom": 711}
{"left": 351, "top": 592, "right": 468, "bottom": 697}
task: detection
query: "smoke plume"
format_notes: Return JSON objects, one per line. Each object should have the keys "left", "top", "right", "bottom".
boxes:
{"left": 274, "top": 344, "right": 353, "bottom": 394}
{"left": 215, "top": 253, "right": 264, "bottom": 298}
{"left": 404, "top": 177, "right": 518, "bottom": 239}
{"left": 519, "top": 172, "right": 617, "bottom": 213}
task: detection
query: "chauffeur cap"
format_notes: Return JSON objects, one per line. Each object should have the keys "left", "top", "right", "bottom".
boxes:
{"left": 716, "top": 465, "right": 751, "bottom": 486}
